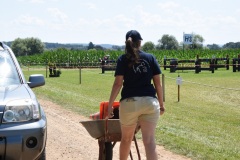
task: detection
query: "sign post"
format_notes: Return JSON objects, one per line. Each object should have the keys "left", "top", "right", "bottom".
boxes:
{"left": 183, "top": 33, "right": 193, "bottom": 55}
{"left": 176, "top": 75, "right": 183, "bottom": 102}
{"left": 183, "top": 33, "right": 193, "bottom": 45}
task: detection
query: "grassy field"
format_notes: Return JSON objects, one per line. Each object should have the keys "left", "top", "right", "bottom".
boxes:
{"left": 23, "top": 67, "right": 240, "bottom": 160}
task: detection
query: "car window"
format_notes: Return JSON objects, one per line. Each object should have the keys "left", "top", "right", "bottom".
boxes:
{"left": 0, "top": 50, "right": 21, "bottom": 86}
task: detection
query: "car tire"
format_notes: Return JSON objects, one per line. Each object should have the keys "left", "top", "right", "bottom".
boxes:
{"left": 37, "top": 148, "right": 46, "bottom": 160}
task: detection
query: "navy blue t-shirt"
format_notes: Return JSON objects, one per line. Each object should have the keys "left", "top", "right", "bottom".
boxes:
{"left": 115, "top": 50, "right": 161, "bottom": 101}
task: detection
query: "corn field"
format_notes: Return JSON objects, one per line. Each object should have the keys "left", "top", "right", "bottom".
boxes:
{"left": 17, "top": 48, "right": 240, "bottom": 67}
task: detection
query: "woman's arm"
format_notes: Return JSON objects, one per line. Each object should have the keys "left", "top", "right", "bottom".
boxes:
{"left": 107, "top": 75, "right": 123, "bottom": 118}
{"left": 153, "top": 74, "right": 165, "bottom": 115}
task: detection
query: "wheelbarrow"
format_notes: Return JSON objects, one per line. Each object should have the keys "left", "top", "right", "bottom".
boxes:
{"left": 80, "top": 101, "right": 141, "bottom": 160}
{"left": 80, "top": 119, "right": 141, "bottom": 160}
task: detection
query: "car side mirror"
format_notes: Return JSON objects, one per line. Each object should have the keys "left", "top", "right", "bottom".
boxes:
{"left": 28, "top": 74, "right": 45, "bottom": 88}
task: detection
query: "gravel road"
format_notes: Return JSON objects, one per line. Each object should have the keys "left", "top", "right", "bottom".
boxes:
{"left": 39, "top": 98, "right": 191, "bottom": 160}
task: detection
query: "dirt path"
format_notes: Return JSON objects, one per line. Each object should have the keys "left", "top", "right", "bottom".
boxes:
{"left": 40, "top": 98, "right": 191, "bottom": 160}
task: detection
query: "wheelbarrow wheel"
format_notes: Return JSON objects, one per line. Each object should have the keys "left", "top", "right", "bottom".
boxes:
{"left": 105, "top": 142, "right": 113, "bottom": 160}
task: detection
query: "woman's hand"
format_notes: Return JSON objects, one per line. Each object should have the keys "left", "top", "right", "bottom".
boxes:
{"left": 105, "top": 106, "right": 114, "bottom": 119}
{"left": 160, "top": 106, "right": 165, "bottom": 115}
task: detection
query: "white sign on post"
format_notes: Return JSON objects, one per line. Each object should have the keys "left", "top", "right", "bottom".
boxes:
{"left": 183, "top": 34, "right": 193, "bottom": 44}
{"left": 176, "top": 77, "right": 183, "bottom": 85}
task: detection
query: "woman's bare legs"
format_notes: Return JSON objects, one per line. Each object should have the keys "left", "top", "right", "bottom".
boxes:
{"left": 119, "top": 124, "right": 137, "bottom": 160}
{"left": 139, "top": 121, "right": 158, "bottom": 160}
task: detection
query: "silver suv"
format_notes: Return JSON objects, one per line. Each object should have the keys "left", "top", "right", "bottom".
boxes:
{"left": 0, "top": 42, "right": 47, "bottom": 160}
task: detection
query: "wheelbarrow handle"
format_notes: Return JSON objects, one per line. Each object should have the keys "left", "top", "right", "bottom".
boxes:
{"left": 104, "top": 119, "right": 109, "bottom": 140}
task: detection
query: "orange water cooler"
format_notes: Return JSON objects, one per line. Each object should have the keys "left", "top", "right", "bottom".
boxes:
{"left": 89, "top": 101, "right": 120, "bottom": 120}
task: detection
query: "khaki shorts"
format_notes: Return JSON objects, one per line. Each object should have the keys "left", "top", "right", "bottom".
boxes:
{"left": 119, "top": 96, "right": 160, "bottom": 126}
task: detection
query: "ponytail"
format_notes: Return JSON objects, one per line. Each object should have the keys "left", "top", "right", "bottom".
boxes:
{"left": 125, "top": 37, "right": 141, "bottom": 68}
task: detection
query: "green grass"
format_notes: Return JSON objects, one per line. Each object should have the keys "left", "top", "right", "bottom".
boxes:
{"left": 23, "top": 67, "right": 240, "bottom": 160}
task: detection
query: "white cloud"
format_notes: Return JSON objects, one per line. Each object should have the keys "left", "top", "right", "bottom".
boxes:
{"left": 47, "top": 8, "right": 68, "bottom": 23}
{"left": 157, "top": 1, "right": 179, "bottom": 11}
{"left": 13, "top": 15, "right": 45, "bottom": 26}
{"left": 86, "top": 3, "right": 97, "bottom": 10}
{"left": 135, "top": 5, "right": 182, "bottom": 28}
{"left": 74, "top": 14, "right": 134, "bottom": 31}
{"left": 113, "top": 15, "right": 135, "bottom": 28}
{"left": 29, "top": 0, "right": 45, "bottom": 3}
{"left": 17, "top": 0, "right": 45, "bottom": 3}
{"left": 237, "top": 9, "right": 240, "bottom": 14}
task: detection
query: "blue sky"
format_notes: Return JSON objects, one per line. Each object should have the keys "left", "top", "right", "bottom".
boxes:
{"left": 1, "top": 0, "right": 240, "bottom": 46}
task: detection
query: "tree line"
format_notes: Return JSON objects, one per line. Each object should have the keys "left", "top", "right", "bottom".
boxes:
{"left": 5, "top": 34, "right": 240, "bottom": 56}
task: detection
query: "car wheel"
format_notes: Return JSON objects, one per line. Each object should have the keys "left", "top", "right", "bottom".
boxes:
{"left": 37, "top": 148, "right": 46, "bottom": 160}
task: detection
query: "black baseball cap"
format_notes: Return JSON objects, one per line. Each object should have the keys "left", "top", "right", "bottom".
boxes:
{"left": 125, "top": 30, "right": 143, "bottom": 42}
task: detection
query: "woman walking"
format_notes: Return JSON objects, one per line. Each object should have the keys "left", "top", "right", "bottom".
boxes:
{"left": 107, "top": 30, "right": 165, "bottom": 160}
